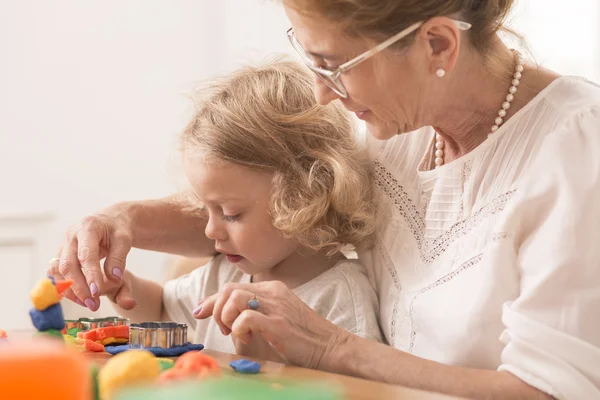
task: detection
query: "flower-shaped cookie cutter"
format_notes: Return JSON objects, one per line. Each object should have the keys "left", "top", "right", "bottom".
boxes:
{"left": 65, "top": 317, "right": 130, "bottom": 331}
{"left": 129, "top": 322, "right": 187, "bottom": 349}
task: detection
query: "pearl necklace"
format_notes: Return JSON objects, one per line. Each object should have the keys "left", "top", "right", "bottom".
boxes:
{"left": 434, "top": 50, "right": 524, "bottom": 168}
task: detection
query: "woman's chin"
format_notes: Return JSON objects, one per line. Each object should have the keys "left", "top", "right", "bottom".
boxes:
{"left": 366, "top": 121, "right": 398, "bottom": 141}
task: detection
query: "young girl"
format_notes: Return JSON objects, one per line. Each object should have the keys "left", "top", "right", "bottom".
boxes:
{"left": 105, "top": 59, "right": 383, "bottom": 358}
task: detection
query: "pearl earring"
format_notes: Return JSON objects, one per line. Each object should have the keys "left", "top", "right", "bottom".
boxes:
{"left": 436, "top": 68, "right": 446, "bottom": 78}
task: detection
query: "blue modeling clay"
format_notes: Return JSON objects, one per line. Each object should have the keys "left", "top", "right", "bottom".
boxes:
{"left": 104, "top": 343, "right": 204, "bottom": 356}
{"left": 29, "top": 303, "right": 65, "bottom": 331}
{"left": 229, "top": 358, "right": 261, "bottom": 374}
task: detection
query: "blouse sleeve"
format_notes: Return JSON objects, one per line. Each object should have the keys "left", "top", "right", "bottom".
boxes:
{"left": 498, "top": 106, "right": 600, "bottom": 399}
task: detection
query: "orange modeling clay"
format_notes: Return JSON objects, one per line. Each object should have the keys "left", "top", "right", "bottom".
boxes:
{"left": 0, "top": 339, "right": 90, "bottom": 399}
{"left": 77, "top": 325, "right": 129, "bottom": 343}
{"left": 158, "top": 351, "right": 221, "bottom": 383}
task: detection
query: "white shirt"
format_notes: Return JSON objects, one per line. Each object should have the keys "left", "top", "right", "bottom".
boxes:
{"left": 163, "top": 254, "right": 383, "bottom": 354}
{"left": 360, "top": 76, "right": 600, "bottom": 400}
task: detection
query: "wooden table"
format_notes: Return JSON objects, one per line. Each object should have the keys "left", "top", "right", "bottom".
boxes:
{"left": 87, "top": 348, "right": 462, "bottom": 400}
{"left": 9, "top": 330, "right": 463, "bottom": 400}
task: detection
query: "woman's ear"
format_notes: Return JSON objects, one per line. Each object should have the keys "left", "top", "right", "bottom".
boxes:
{"left": 416, "top": 16, "right": 462, "bottom": 76}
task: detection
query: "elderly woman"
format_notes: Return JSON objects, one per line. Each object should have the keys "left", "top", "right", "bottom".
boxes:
{"left": 49, "top": 0, "right": 600, "bottom": 398}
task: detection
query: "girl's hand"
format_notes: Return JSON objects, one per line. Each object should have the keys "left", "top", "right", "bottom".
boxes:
{"left": 103, "top": 270, "right": 136, "bottom": 310}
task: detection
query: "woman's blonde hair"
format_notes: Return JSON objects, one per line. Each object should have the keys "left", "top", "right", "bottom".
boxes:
{"left": 181, "top": 57, "right": 375, "bottom": 255}
{"left": 283, "top": 0, "right": 517, "bottom": 53}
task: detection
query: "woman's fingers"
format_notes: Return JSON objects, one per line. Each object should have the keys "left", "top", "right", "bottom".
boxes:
{"left": 75, "top": 226, "right": 105, "bottom": 298}
{"left": 59, "top": 236, "right": 98, "bottom": 310}
{"left": 102, "top": 231, "right": 132, "bottom": 284}
{"left": 49, "top": 208, "right": 137, "bottom": 312}
{"left": 231, "top": 310, "right": 282, "bottom": 349}
{"left": 47, "top": 259, "right": 82, "bottom": 306}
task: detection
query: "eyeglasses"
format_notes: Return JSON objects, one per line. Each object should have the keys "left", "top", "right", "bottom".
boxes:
{"left": 287, "top": 19, "right": 472, "bottom": 98}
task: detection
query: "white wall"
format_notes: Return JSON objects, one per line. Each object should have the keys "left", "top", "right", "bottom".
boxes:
{"left": 510, "top": 0, "right": 600, "bottom": 83}
{"left": 1, "top": 0, "right": 598, "bottom": 328}
{"left": 0, "top": 0, "right": 292, "bottom": 325}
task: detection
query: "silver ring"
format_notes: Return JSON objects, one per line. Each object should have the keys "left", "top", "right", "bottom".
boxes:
{"left": 49, "top": 257, "right": 60, "bottom": 264}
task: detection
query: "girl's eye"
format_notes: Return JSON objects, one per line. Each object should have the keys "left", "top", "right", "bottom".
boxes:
{"left": 221, "top": 214, "right": 240, "bottom": 222}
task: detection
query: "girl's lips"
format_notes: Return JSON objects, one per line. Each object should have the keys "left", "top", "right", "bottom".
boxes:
{"left": 226, "top": 254, "right": 243, "bottom": 263}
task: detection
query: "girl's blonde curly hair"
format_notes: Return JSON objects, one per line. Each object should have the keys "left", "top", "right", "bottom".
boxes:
{"left": 181, "top": 57, "right": 375, "bottom": 255}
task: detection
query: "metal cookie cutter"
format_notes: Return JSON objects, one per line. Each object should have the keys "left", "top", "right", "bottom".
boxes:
{"left": 129, "top": 322, "right": 187, "bottom": 349}
{"left": 65, "top": 317, "right": 130, "bottom": 331}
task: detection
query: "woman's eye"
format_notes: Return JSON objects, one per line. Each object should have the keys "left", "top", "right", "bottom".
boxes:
{"left": 221, "top": 214, "right": 240, "bottom": 222}
{"left": 313, "top": 57, "right": 337, "bottom": 70}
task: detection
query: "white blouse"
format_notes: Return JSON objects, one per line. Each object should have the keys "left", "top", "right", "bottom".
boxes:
{"left": 360, "top": 76, "right": 600, "bottom": 399}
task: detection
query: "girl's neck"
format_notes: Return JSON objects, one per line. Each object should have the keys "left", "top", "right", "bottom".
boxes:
{"left": 252, "top": 249, "right": 343, "bottom": 289}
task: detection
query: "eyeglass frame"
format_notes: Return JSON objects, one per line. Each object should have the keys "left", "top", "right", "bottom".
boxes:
{"left": 287, "top": 19, "right": 472, "bottom": 98}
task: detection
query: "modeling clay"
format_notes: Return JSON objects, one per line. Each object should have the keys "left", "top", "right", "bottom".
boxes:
{"left": 158, "top": 358, "right": 175, "bottom": 372}
{"left": 90, "top": 364, "right": 100, "bottom": 400}
{"left": 34, "top": 328, "right": 64, "bottom": 340}
{"left": 113, "top": 377, "right": 341, "bottom": 400}
{"left": 29, "top": 303, "right": 65, "bottom": 331}
{"left": 229, "top": 358, "right": 261, "bottom": 374}
{"left": 105, "top": 343, "right": 203, "bottom": 357}
{"left": 98, "top": 350, "right": 160, "bottom": 400}
{"left": 0, "top": 339, "right": 90, "bottom": 399}
{"left": 30, "top": 278, "right": 60, "bottom": 310}
{"left": 81, "top": 338, "right": 106, "bottom": 352}
{"left": 78, "top": 325, "right": 129, "bottom": 342}
{"left": 30, "top": 278, "right": 72, "bottom": 311}
{"left": 67, "top": 327, "right": 83, "bottom": 337}
{"left": 0, "top": 329, "right": 7, "bottom": 339}
{"left": 54, "top": 279, "right": 73, "bottom": 295}
{"left": 64, "top": 334, "right": 79, "bottom": 347}
{"left": 101, "top": 337, "right": 129, "bottom": 346}
{"left": 158, "top": 350, "right": 220, "bottom": 382}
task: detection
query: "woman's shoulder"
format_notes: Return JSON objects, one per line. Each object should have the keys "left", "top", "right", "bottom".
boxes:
{"left": 513, "top": 78, "right": 600, "bottom": 199}
{"left": 508, "top": 76, "right": 600, "bottom": 171}
{"left": 536, "top": 76, "right": 600, "bottom": 120}
{"left": 537, "top": 77, "right": 600, "bottom": 145}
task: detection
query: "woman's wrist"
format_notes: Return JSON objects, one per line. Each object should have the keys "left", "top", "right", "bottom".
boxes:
{"left": 319, "top": 325, "right": 357, "bottom": 374}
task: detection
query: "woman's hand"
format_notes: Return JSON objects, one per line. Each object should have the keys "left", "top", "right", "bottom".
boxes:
{"left": 193, "top": 281, "right": 349, "bottom": 370}
{"left": 231, "top": 329, "right": 286, "bottom": 364}
{"left": 47, "top": 203, "right": 135, "bottom": 311}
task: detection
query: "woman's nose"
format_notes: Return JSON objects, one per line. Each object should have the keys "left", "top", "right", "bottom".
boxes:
{"left": 314, "top": 76, "right": 341, "bottom": 105}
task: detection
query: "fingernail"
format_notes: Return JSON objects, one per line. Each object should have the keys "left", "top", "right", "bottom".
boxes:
{"left": 90, "top": 282, "right": 98, "bottom": 296}
{"left": 112, "top": 268, "right": 122, "bottom": 280}
{"left": 84, "top": 298, "right": 96, "bottom": 310}
{"left": 192, "top": 305, "right": 202, "bottom": 315}
{"left": 75, "top": 298, "right": 86, "bottom": 307}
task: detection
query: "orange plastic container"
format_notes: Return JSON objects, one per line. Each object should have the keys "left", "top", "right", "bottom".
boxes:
{"left": 0, "top": 338, "right": 90, "bottom": 400}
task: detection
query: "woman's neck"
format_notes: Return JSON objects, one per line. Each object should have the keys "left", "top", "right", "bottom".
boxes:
{"left": 428, "top": 41, "right": 558, "bottom": 163}
{"left": 252, "top": 249, "right": 343, "bottom": 289}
